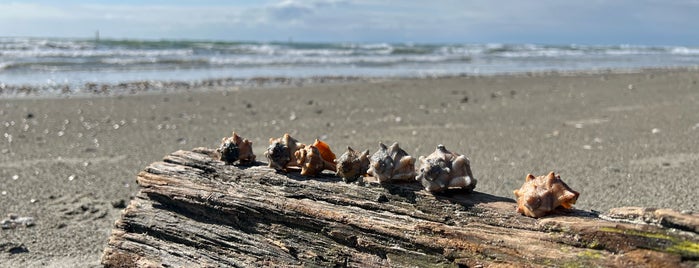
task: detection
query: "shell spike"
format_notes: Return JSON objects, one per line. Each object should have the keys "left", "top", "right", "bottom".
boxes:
{"left": 526, "top": 174, "right": 535, "bottom": 182}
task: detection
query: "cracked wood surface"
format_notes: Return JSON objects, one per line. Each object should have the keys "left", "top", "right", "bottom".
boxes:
{"left": 102, "top": 148, "right": 699, "bottom": 267}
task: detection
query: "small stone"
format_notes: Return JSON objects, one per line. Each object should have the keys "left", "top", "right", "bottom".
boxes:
{"left": 1, "top": 215, "right": 35, "bottom": 229}
{"left": 19, "top": 217, "right": 34, "bottom": 227}
{"left": 582, "top": 145, "right": 592, "bottom": 150}
{"left": 12, "top": 174, "right": 18, "bottom": 180}
{"left": 1, "top": 242, "right": 28, "bottom": 254}
{"left": 651, "top": 128, "right": 660, "bottom": 134}
{"left": 68, "top": 175, "right": 76, "bottom": 181}
{"left": 376, "top": 194, "right": 389, "bottom": 203}
{"left": 111, "top": 199, "right": 127, "bottom": 209}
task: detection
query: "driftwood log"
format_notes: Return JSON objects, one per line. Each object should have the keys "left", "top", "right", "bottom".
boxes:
{"left": 102, "top": 148, "right": 699, "bottom": 267}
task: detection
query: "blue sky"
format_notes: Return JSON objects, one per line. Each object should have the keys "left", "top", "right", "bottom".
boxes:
{"left": 1, "top": 0, "right": 698, "bottom": 45}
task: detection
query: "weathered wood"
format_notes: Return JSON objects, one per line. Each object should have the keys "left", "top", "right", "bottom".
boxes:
{"left": 102, "top": 148, "right": 699, "bottom": 267}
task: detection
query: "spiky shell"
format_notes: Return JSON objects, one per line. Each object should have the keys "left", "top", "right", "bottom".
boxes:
{"left": 295, "top": 145, "right": 337, "bottom": 176}
{"left": 264, "top": 133, "right": 304, "bottom": 171}
{"left": 367, "top": 142, "right": 416, "bottom": 183}
{"left": 217, "top": 132, "right": 255, "bottom": 165}
{"left": 335, "top": 146, "right": 370, "bottom": 182}
{"left": 417, "top": 145, "right": 475, "bottom": 192}
{"left": 513, "top": 172, "right": 580, "bottom": 218}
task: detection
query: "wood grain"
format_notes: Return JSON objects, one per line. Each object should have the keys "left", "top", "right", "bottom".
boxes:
{"left": 102, "top": 148, "right": 699, "bottom": 267}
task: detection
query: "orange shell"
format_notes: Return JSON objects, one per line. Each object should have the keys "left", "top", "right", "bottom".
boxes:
{"left": 513, "top": 172, "right": 579, "bottom": 218}
{"left": 312, "top": 139, "right": 336, "bottom": 163}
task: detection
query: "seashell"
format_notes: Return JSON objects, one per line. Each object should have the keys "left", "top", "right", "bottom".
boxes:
{"left": 264, "top": 133, "right": 305, "bottom": 171}
{"left": 294, "top": 144, "right": 337, "bottom": 176}
{"left": 367, "top": 142, "right": 416, "bottom": 183}
{"left": 217, "top": 132, "right": 255, "bottom": 165}
{"left": 416, "top": 145, "right": 476, "bottom": 193}
{"left": 311, "top": 139, "right": 336, "bottom": 164}
{"left": 335, "top": 146, "right": 370, "bottom": 183}
{"left": 513, "top": 172, "right": 580, "bottom": 218}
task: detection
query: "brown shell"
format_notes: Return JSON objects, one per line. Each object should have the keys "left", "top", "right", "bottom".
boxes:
{"left": 312, "top": 139, "right": 336, "bottom": 163}
{"left": 295, "top": 145, "right": 337, "bottom": 176}
{"left": 335, "top": 146, "right": 370, "bottom": 183}
{"left": 366, "top": 142, "right": 416, "bottom": 183}
{"left": 217, "top": 131, "right": 255, "bottom": 165}
{"left": 416, "top": 145, "right": 476, "bottom": 192}
{"left": 513, "top": 172, "right": 580, "bottom": 218}
{"left": 264, "top": 133, "right": 305, "bottom": 171}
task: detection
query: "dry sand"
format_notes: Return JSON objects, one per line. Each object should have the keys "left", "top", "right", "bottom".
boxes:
{"left": 1, "top": 69, "right": 698, "bottom": 266}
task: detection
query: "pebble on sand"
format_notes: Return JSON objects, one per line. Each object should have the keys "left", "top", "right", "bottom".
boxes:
{"left": 1, "top": 214, "right": 35, "bottom": 229}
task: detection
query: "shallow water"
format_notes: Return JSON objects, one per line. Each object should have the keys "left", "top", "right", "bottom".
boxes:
{"left": 2, "top": 37, "right": 699, "bottom": 93}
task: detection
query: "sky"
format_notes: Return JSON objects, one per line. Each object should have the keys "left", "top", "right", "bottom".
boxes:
{"left": 1, "top": 0, "right": 699, "bottom": 45}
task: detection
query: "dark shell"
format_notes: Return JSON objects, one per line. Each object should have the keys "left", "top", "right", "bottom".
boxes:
{"left": 266, "top": 141, "right": 291, "bottom": 170}
{"left": 217, "top": 132, "right": 255, "bottom": 165}
{"left": 217, "top": 140, "right": 240, "bottom": 165}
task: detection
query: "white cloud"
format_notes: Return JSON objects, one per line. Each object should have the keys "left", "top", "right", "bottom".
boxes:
{"left": 267, "top": 0, "right": 314, "bottom": 21}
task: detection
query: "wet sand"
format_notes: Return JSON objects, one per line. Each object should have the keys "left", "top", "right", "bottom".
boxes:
{"left": 1, "top": 69, "right": 698, "bottom": 266}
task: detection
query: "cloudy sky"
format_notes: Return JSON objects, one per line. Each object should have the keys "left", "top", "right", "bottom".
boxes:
{"left": 1, "top": 0, "right": 698, "bottom": 45}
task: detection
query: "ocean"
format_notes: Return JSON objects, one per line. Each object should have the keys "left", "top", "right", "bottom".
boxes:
{"left": 1, "top": 37, "right": 699, "bottom": 95}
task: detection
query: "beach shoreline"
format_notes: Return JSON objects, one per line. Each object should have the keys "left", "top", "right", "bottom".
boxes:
{"left": 1, "top": 68, "right": 698, "bottom": 266}
{"left": 2, "top": 66, "right": 698, "bottom": 99}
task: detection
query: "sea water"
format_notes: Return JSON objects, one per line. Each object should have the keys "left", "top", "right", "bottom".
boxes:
{"left": 1, "top": 37, "right": 699, "bottom": 94}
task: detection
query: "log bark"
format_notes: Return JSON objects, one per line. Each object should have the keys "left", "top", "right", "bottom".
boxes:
{"left": 102, "top": 148, "right": 699, "bottom": 267}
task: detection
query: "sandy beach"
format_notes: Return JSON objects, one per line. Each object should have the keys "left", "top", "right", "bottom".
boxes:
{"left": 1, "top": 69, "right": 698, "bottom": 266}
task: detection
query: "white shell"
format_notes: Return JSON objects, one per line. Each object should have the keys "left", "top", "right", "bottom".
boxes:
{"left": 416, "top": 145, "right": 476, "bottom": 192}
{"left": 367, "top": 142, "right": 416, "bottom": 183}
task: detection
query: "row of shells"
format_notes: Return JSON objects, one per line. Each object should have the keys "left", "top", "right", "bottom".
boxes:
{"left": 216, "top": 132, "right": 579, "bottom": 218}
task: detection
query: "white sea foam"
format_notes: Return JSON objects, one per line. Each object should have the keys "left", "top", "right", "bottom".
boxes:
{"left": 1, "top": 37, "right": 699, "bottom": 91}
